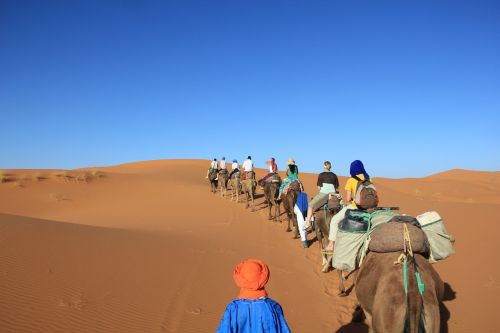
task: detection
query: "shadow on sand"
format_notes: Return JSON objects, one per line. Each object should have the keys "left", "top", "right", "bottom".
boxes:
{"left": 440, "top": 282, "right": 456, "bottom": 333}
{"left": 336, "top": 305, "right": 369, "bottom": 333}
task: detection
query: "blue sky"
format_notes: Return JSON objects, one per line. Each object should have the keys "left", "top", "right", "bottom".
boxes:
{"left": 1, "top": 0, "right": 499, "bottom": 177}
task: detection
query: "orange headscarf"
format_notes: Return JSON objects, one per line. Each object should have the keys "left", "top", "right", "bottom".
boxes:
{"left": 233, "top": 259, "right": 270, "bottom": 300}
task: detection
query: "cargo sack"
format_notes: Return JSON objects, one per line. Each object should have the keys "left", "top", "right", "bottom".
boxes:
{"left": 332, "top": 230, "right": 366, "bottom": 272}
{"left": 416, "top": 211, "right": 455, "bottom": 263}
{"left": 369, "top": 209, "right": 397, "bottom": 229}
{"left": 353, "top": 176, "right": 379, "bottom": 210}
{"left": 368, "top": 221, "right": 429, "bottom": 254}
{"left": 333, "top": 209, "right": 400, "bottom": 272}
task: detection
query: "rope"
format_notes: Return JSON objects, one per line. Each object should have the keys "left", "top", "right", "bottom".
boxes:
{"left": 403, "top": 224, "right": 413, "bottom": 257}
{"left": 400, "top": 224, "right": 425, "bottom": 296}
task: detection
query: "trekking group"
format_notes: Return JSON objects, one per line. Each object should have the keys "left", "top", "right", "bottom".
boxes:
{"left": 208, "top": 156, "right": 455, "bottom": 333}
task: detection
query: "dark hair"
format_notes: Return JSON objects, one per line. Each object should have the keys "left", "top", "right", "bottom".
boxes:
{"left": 248, "top": 156, "right": 251, "bottom": 159}
{"left": 324, "top": 161, "right": 331, "bottom": 170}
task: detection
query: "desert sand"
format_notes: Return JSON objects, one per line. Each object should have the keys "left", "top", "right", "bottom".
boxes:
{"left": 0, "top": 159, "right": 499, "bottom": 332}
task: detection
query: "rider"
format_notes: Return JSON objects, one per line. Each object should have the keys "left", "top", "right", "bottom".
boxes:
{"left": 219, "top": 157, "right": 227, "bottom": 171}
{"left": 242, "top": 155, "right": 254, "bottom": 180}
{"left": 277, "top": 158, "right": 299, "bottom": 199}
{"left": 206, "top": 158, "right": 218, "bottom": 178}
{"left": 228, "top": 159, "right": 240, "bottom": 179}
{"left": 324, "top": 160, "right": 371, "bottom": 252}
{"left": 258, "top": 157, "right": 278, "bottom": 188}
{"left": 302, "top": 161, "right": 339, "bottom": 232}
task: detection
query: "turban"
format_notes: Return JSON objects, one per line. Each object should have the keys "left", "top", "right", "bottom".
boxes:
{"left": 350, "top": 160, "right": 370, "bottom": 180}
{"left": 233, "top": 259, "right": 269, "bottom": 300}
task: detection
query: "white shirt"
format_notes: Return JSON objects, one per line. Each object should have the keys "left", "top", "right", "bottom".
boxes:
{"left": 232, "top": 162, "right": 239, "bottom": 170}
{"left": 219, "top": 160, "right": 227, "bottom": 169}
{"left": 242, "top": 159, "right": 253, "bottom": 172}
{"left": 210, "top": 161, "right": 218, "bottom": 169}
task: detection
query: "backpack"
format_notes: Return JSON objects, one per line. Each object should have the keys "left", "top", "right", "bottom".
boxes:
{"left": 353, "top": 176, "right": 379, "bottom": 210}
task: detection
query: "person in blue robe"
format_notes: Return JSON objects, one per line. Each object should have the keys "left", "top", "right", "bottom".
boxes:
{"left": 215, "top": 259, "right": 291, "bottom": 333}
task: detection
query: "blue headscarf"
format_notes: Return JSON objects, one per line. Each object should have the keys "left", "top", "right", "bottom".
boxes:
{"left": 350, "top": 160, "right": 370, "bottom": 180}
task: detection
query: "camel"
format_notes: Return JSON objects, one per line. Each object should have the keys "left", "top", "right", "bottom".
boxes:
{"left": 241, "top": 171, "right": 256, "bottom": 211}
{"left": 229, "top": 171, "right": 241, "bottom": 202}
{"left": 208, "top": 169, "right": 218, "bottom": 194}
{"left": 218, "top": 169, "right": 229, "bottom": 198}
{"left": 311, "top": 195, "right": 352, "bottom": 296}
{"left": 280, "top": 180, "right": 302, "bottom": 238}
{"left": 263, "top": 175, "right": 281, "bottom": 221}
{"left": 355, "top": 251, "right": 444, "bottom": 333}
{"left": 312, "top": 194, "right": 341, "bottom": 271}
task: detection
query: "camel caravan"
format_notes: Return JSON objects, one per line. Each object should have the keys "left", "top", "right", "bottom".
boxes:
{"left": 206, "top": 156, "right": 455, "bottom": 333}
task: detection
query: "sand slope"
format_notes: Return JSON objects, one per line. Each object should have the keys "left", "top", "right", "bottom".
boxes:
{"left": 0, "top": 160, "right": 499, "bottom": 332}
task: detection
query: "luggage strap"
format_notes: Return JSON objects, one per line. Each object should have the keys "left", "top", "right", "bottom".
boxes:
{"left": 395, "top": 224, "right": 425, "bottom": 296}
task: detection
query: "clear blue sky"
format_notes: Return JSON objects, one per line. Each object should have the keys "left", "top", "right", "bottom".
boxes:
{"left": 1, "top": 0, "right": 499, "bottom": 177}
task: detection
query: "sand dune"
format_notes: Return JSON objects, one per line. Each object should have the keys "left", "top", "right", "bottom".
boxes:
{"left": 1, "top": 159, "right": 499, "bottom": 332}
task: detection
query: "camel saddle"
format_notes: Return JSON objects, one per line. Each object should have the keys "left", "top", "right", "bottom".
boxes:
{"left": 270, "top": 174, "right": 281, "bottom": 183}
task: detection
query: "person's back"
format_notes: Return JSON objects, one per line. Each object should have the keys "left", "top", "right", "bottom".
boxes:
{"left": 211, "top": 159, "right": 218, "bottom": 170}
{"left": 215, "top": 259, "right": 291, "bottom": 333}
{"left": 287, "top": 164, "right": 298, "bottom": 180}
{"left": 217, "top": 298, "right": 290, "bottom": 333}
{"left": 242, "top": 156, "right": 253, "bottom": 172}
{"left": 303, "top": 161, "right": 339, "bottom": 232}
{"left": 317, "top": 171, "right": 339, "bottom": 195}
{"left": 344, "top": 161, "right": 371, "bottom": 209}
{"left": 220, "top": 157, "right": 227, "bottom": 170}
{"left": 229, "top": 159, "right": 240, "bottom": 179}
{"left": 278, "top": 158, "right": 301, "bottom": 199}
{"left": 258, "top": 157, "right": 279, "bottom": 188}
{"left": 206, "top": 158, "right": 218, "bottom": 178}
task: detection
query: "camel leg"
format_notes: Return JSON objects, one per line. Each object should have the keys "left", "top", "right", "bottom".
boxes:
{"left": 286, "top": 215, "right": 292, "bottom": 232}
{"left": 321, "top": 254, "right": 330, "bottom": 273}
{"left": 275, "top": 203, "right": 280, "bottom": 222}
{"left": 338, "top": 270, "right": 348, "bottom": 297}
{"left": 250, "top": 191, "right": 255, "bottom": 212}
{"left": 363, "top": 311, "right": 373, "bottom": 333}
{"left": 292, "top": 215, "right": 300, "bottom": 239}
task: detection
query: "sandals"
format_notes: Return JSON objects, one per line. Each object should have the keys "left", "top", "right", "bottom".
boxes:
{"left": 303, "top": 224, "right": 313, "bottom": 232}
